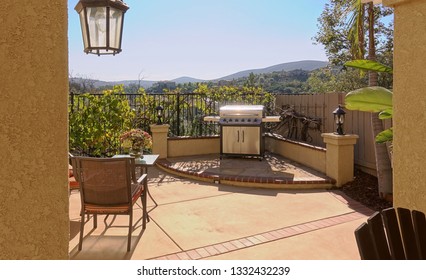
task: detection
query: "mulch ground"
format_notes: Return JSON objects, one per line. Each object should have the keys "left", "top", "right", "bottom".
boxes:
{"left": 341, "top": 169, "right": 393, "bottom": 212}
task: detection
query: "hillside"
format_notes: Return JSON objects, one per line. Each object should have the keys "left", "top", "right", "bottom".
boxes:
{"left": 69, "top": 60, "right": 328, "bottom": 89}
{"left": 215, "top": 60, "right": 328, "bottom": 81}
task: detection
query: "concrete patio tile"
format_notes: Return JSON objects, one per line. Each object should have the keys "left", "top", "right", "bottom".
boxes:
{"left": 130, "top": 222, "right": 182, "bottom": 260}
{"left": 69, "top": 161, "right": 370, "bottom": 260}
{"left": 148, "top": 188, "right": 354, "bottom": 250}
{"left": 69, "top": 191, "right": 181, "bottom": 260}
{"left": 146, "top": 169, "right": 253, "bottom": 207}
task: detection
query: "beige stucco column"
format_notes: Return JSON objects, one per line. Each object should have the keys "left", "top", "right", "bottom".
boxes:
{"left": 0, "top": 1, "right": 69, "bottom": 259}
{"left": 382, "top": 0, "right": 426, "bottom": 212}
{"left": 150, "top": 124, "right": 170, "bottom": 159}
{"left": 322, "top": 133, "right": 359, "bottom": 187}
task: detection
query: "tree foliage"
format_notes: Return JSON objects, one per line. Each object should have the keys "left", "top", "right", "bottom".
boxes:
{"left": 314, "top": 0, "right": 393, "bottom": 66}
{"left": 311, "top": 0, "right": 394, "bottom": 93}
{"left": 69, "top": 85, "right": 135, "bottom": 157}
{"left": 305, "top": 67, "right": 368, "bottom": 93}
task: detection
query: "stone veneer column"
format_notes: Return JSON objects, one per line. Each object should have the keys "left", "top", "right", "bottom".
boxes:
{"left": 322, "top": 133, "right": 359, "bottom": 187}
{"left": 150, "top": 124, "right": 170, "bottom": 159}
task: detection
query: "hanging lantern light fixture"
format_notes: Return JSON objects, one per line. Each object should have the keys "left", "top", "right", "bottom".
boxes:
{"left": 75, "top": 0, "right": 129, "bottom": 56}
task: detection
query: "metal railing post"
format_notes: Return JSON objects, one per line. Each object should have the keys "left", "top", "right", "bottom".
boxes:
{"left": 176, "top": 92, "right": 180, "bottom": 136}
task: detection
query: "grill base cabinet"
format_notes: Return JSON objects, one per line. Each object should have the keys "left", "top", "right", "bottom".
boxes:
{"left": 220, "top": 125, "right": 264, "bottom": 159}
{"left": 204, "top": 104, "right": 278, "bottom": 160}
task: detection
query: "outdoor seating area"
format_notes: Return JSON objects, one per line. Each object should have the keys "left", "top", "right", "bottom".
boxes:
{"left": 69, "top": 154, "right": 374, "bottom": 260}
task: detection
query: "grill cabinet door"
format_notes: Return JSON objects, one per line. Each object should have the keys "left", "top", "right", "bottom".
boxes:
{"left": 222, "top": 126, "right": 241, "bottom": 154}
{"left": 240, "top": 126, "right": 260, "bottom": 155}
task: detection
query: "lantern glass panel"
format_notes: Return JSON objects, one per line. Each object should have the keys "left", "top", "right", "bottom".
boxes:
{"left": 78, "top": 10, "right": 89, "bottom": 49}
{"left": 109, "top": 7, "right": 123, "bottom": 49}
{"left": 87, "top": 7, "right": 107, "bottom": 49}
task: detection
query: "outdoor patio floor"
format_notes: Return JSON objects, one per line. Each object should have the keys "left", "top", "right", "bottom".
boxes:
{"left": 69, "top": 155, "right": 374, "bottom": 260}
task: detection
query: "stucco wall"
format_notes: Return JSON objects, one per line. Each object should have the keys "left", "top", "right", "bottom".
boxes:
{"left": 168, "top": 136, "right": 220, "bottom": 157}
{"left": 265, "top": 135, "right": 327, "bottom": 174}
{"left": 384, "top": 0, "right": 426, "bottom": 212}
{"left": 0, "top": 1, "right": 69, "bottom": 259}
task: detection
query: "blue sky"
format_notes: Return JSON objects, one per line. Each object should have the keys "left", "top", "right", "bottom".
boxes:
{"left": 68, "top": 0, "right": 329, "bottom": 82}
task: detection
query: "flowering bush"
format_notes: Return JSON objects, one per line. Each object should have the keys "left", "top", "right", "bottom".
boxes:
{"left": 120, "top": 129, "right": 152, "bottom": 151}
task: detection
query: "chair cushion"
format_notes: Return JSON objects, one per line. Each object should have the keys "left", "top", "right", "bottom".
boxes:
{"left": 68, "top": 164, "right": 74, "bottom": 177}
{"left": 83, "top": 183, "right": 143, "bottom": 214}
{"left": 69, "top": 176, "right": 79, "bottom": 189}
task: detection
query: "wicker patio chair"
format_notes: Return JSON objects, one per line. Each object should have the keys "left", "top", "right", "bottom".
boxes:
{"left": 355, "top": 207, "right": 426, "bottom": 259}
{"left": 72, "top": 156, "right": 147, "bottom": 251}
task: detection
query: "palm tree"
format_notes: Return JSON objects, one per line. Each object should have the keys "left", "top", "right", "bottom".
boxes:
{"left": 346, "top": 0, "right": 393, "bottom": 197}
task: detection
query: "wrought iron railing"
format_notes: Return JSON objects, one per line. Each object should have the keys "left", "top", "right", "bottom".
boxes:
{"left": 69, "top": 91, "right": 275, "bottom": 137}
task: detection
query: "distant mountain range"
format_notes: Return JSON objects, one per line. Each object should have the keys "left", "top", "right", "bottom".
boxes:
{"left": 212, "top": 60, "right": 328, "bottom": 81}
{"left": 71, "top": 60, "right": 328, "bottom": 89}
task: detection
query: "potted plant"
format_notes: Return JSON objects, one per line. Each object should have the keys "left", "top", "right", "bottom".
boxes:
{"left": 119, "top": 129, "right": 152, "bottom": 158}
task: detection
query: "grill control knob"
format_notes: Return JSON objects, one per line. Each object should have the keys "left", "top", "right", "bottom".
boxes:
{"left": 242, "top": 119, "right": 245, "bottom": 122}
{"left": 247, "top": 119, "right": 251, "bottom": 122}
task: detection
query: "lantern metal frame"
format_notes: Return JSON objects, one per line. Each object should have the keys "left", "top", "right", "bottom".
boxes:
{"left": 75, "top": 0, "right": 129, "bottom": 56}
{"left": 333, "top": 105, "right": 346, "bottom": 135}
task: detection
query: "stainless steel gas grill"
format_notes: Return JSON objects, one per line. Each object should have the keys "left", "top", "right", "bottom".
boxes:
{"left": 204, "top": 105, "right": 280, "bottom": 160}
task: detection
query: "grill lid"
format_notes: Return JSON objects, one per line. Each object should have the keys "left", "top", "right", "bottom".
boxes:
{"left": 219, "top": 105, "right": 265, "bottom": 125}
{"left": 219, "top": 105, "right": 264, "bottom": 118}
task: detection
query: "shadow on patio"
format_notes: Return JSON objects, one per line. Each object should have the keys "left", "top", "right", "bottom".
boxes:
{"left": 69, "top": 154, "right": 373, "bottom": 260}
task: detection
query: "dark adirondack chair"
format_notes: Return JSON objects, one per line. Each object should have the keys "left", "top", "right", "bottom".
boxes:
{"left": 354, "top": 207, "right": 426, "bottom": 260}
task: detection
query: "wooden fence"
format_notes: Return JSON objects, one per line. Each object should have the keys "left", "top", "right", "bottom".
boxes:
{"left": 273, "top": 93, "right": 392, "bottom": 175}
